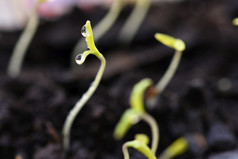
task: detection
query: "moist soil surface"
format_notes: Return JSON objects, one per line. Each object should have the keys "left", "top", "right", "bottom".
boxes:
{"left": 1, "top": 0, "right": 238, "bottom": 159}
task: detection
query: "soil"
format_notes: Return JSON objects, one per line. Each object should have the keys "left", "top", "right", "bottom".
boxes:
{"left": 1, "top": 0, "right": 238, "bottom": 159}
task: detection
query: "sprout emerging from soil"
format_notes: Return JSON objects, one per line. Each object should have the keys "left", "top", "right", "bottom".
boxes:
{"left": 159, "top": 137, "right": 188, "bottom": 159}
{"left": 146, "top": 33, "right": 185, "bottom": 107}
{"left": 233, "top": 18, "right": 238, "bottom": 26}
{"left": 7, "top": 0, "right": 51, "bottom": 78}
{"left": 119, "top": 0, "right": 151, "bottom": 43}
{"left": 71, "top": 0, "right": 123, "bottom": 67}
{"left": 123, "top": 134, "right": 157, "bottom": 159}
{"left": 114, "top": 78, "right": 159, "bottom": 154}
{"left": 62, "top": 20, "right": 106, "bottom": 151}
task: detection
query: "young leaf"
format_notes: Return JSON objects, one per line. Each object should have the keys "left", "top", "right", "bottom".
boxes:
{"left": 233, "top": 17, "right": 238, "bottom": 26}
{"left": 130, "top": 78, "right": 153, "bottom": 113}
{"left": 114, "top": 109, "right": 142, "bottom": 140}
{"left": 154, "top": 33, "right": 185, "bottom": 52}
{"left": 159, "top": 137, "right": 188, "bottom": 159}
{"left": 123, "top": 134, "right": 157, "bottom": 159}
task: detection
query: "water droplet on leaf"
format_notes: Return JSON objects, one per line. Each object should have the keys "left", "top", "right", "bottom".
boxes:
{"left": 75, "top": 54, "right": 82, "bottom": 63}
{"left": 81, "top": 25, "right": 87, "bottom": 37}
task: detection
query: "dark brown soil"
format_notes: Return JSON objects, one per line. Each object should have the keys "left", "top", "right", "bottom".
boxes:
{"left": 1, "top": 0, "right": 238, "bottom": 159}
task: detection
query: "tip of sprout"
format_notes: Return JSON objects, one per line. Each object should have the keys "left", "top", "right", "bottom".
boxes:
{"left": 135, "top": 134, "right": 150, "bottom": 145}
{"left": 163, "top": 137, "right": 188, "bottom": 158}
{"left": 174, "top": 39, "right": 186, "bottom": 52}
{"left": 233, "top": 18, "right": 238, "bottom": 26}
{"left": 155, "top": 33, "right": 185, "bottom": 52}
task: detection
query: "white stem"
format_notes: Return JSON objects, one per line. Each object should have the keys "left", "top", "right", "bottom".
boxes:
{"left": 123, "top": 143, "right": 130, "bottom": 159}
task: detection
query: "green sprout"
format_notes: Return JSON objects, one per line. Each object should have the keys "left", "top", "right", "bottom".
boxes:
{"left": 71, "top": 0, "right": 123, "bottom": 67}
{"left": 233, "top": 18, "right": 238, "bottom": 26}
{"left": 123, "top": 134, "right": 157, "bottom": 159}
{"left": 146, "top": 33, "right": 185, "bottom": 107}
{"left": 114, "top": 78, "right": 159, "bottom": 154}
{"left": 159, "top": 137, "right": 188, "bottom": 159}
{"left": 7, "top": 0, "right": 50, "bottom": 78}
{"left": 62, "top": 20, "right": 106, "bottom": 151}
{"left": 118, "top": 0, "right": 151, "bottom": 43}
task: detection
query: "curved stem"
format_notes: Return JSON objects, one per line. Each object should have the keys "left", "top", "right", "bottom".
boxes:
{"left": 155, "top": 50, "right": 182, "bottom": 95}
{"left": 123, "top": 143, "right": 130, "bottom": 159}
{"left": 122, "top": 138, "right": 157, "bottom": 159}
{"left": 141, "top": 113, "right": 159, "bottom": 154}
{"left": 62, "top": 53, "right": 106, "bottom": 151}
{"left": 7, "top": 5, "right": 39, "bottom": 78}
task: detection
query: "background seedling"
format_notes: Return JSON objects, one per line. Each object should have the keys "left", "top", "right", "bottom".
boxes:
{"left": 7, "top": 0, "right": 52, "bottom": 78}
{"left": 146, "top": 33, "right": 185, "bottom": 107}
{"left": 123, "top": 134, "right": 157, "bottom": 159}
{"left": 118, "top": 0, "right": 151, "bottom": 43}
{"left": 114, "top": 78, "right": 159, "bottom": 154}
{"left": 159, "top": 137, "right": 188, "bottom": 159}
{"left": 62, "top": 20, "right": 106, "bottom": 151}
{"left": 71, "top": 0, "right": 123, "bottom": 67}
{"left": 233, "top": 18, "right": 238, "bottom": 26}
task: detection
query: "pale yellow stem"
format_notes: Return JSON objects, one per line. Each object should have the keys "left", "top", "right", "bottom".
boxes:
{"left": 7, "top": 5, "right": 39, "bottom": 78}
{"left": 155, "top": 50, "right": 182, "bottom": 94}
{"left": 119, "top": 0, "right": 151, "bottom": 43}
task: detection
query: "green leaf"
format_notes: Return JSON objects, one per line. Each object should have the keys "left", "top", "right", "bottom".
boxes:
{"left": 130, "top": 78, "right": 153, "bottom": 113}
{"left": 155, "top": 33, "right": 185, "bottom": 52}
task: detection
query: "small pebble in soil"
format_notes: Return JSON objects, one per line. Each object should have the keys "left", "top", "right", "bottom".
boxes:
{"left": 208, "top": 150, "right": 238, "bottom": 159}
{"left": 217, "top": 78, "right": 232, "bottom": 93}
{"left": 33, "top": 143, "right": 65, "bottom": 159}
{"left": 207, "top": 122, "right": 237, "bottom": 151}
{"left": 186, "top": 133, "right": 207, "bottom": 157}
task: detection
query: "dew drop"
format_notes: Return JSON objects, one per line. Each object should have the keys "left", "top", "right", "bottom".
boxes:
{"left": 75, "top": 54, "right": 82, "bottom": 63}
{"left": 81, "top": 25, "right": 87, "bottom": 37}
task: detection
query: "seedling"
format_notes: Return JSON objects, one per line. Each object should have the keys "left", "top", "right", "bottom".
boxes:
{"left": 7, "top": 0, "right": 52, "bottom": 78}
{"left": 122, "top": 135, "right": 188, "bottom": 159}
{"left": 71, "top": 0, "right": 123, "bottom": 67}
{"left": 146, "top": 33, "right": 185, "bottom": 107}
{"left": 62, "top": 20, "right": 106, "bottom": 151}
{"left": 119, "top": 0, "right": 151, "bottom": 43}
{"left": 114, "top": 78, "right": 159, "bottom": 154}
{"left": 123, "top": 134, "right": 157, "bottom": 159}
{"left": 233, "top": 18, "right": 238, "bottom": 26}
{"left": 159, "top": 137, "right": 188, "bottom": 159}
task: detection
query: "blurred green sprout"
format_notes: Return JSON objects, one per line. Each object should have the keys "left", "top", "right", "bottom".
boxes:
{"left": 146, "top": 33, "right": 186, "bottom": 107}
{"left": 7, "top": 0, "right": 51, "bottom": 77}
{"left": 233, "top": 18, "right": 238, "bottom": 26}
{"left": 159, "top": 137, "right": 188, "bottom": 159}
{"left": 123, "top": 134, "right": 157, "bottom": 159}
{"left": 114, "top": 78, "right": 159, "bottom": 154}
{"left": 119, "top": 0, "right": 151, "bottom": 43}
